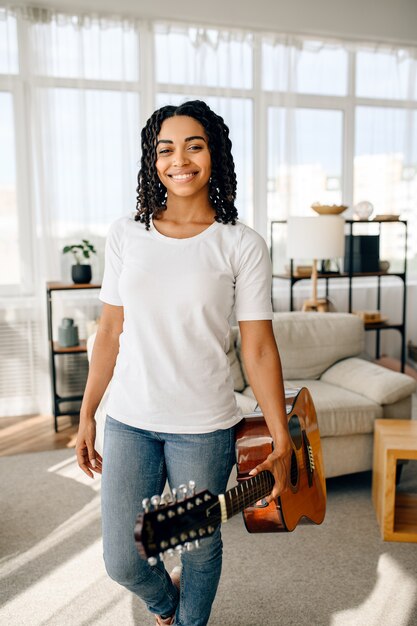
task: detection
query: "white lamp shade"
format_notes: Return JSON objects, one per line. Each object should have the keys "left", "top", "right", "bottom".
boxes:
{"left": 287, "top": 216, "right": 345, "bottom": 260}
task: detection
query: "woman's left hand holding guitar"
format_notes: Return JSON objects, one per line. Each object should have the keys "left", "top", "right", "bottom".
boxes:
{"left": 248, "top": 426, "right": 293, "bottom": 503}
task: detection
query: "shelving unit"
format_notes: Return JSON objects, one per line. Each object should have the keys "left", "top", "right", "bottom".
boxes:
{"left": 270, "top": 219, "right": 408, "bottom": 372}
{"left": 46, "top": 282, "right": 101, "bottom": 432}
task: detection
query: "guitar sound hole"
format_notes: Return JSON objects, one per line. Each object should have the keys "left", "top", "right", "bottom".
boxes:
{"left": 290, "top": 451, "right": 298, "bottom": 486}
{"left": 288, "top": 414, "right": 302, "bottom": 449}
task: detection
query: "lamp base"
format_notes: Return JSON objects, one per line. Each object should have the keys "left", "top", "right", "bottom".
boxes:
{"left": 302, "top": 298, "right": 329, "bottom": 313}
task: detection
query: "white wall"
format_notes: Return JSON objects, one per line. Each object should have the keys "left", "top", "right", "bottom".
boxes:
{"left": 7, "top": 0, "right": 417, "bottom": 45}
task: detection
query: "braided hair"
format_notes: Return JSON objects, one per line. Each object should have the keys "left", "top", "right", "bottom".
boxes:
{"left": 135, "top": 100, "right": 238, "bottom": 229}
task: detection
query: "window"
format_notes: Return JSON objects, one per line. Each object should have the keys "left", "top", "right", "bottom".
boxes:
{"left": 35, "top": 87, "right": 139, "bottom": 236}
{"left": 31, "top": 18, "right": 139, "bottom": 80}
{"left": 262, "top": 38, "right": 348, "bottom": 96}
{"left": 0, "top": 92, "right": 20, "bottom": 287}
{"left": 356, "top": 49, "right": 415, "bottom": 101}
{"left": 268, "top": 107, "right": 343, "bottom": 219}
{"left": 155, "top": 25, "right": 252, "bottom": 89}
{"left": 355, "top": 106, "right": 417, "bottom": 269}
{"left": 0, "top": 11, "right": 18, "bottom": 74}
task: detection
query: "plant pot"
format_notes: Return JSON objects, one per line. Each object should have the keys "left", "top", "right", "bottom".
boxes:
{"left": 71, "top": 264, "right": 92, "bottom": 284}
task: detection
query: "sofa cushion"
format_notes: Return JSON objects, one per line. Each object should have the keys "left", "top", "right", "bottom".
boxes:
{"left": 234, "top": 391, "right": 258, "bottom": 414}
{"left": 227, "top": 327, "right": 246, "bottom": 392}
{"left": 241, "top": 380, "right": 382, "bottom": 437}
{"left": 321, "top": 357, "right": 417, "bottom": 404}
{"left": 235, "top": 312, "right": 364, "bottom": 381}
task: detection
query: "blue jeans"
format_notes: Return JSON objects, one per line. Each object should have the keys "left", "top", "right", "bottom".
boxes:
{"left": 101, "top": 415, "right": 236, "bottom": 626}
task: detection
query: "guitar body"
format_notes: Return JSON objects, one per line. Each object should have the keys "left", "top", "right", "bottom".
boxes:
{"left": 235, "top": 387, "right": 326, "bottom": 533}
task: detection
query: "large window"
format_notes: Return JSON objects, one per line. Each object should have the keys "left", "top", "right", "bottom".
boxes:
{"left": 0, "top": 92, "right": 20, "bottom": 286}
{"left": 1, "top": 8, "right": 417, "bottom": 415}
{"left": 267, "top": 107, "right": 343, "bottom": 219}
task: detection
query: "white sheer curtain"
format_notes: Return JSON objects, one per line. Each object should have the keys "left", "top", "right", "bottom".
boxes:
{"left": 0, "top": 7, "right": 141, "bottom": 415}
{"left": 265, "top": 35, "right": 349, "bottom": 223}
{"left": 26, "top": 8, "right": 140, "bottom": 284}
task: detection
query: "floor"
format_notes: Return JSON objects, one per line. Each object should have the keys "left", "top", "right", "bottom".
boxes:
{"left": 0, "top": 413, "right": 78, "bottom": 457}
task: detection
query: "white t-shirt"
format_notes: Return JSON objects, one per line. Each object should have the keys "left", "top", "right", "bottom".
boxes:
{"left": 99, "top": 215, "right": 273, "bottom": 433}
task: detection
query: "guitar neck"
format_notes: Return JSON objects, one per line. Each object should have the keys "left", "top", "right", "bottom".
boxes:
{"left": 221, "top": 471, "right": 275, "bottom": 520}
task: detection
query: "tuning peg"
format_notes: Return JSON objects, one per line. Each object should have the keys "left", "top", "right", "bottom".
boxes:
{"left": 184, "top": 542, "right": 194, "bottom": 552}
{"left": 142, "top": 498, "right": 151, "bottom": 513}
{"left": 178, "top": 484, "right": 188, "bottom": 500}
{"left": 167, "top": 548, "right": 175, "bottom": 558}
{"left": 148, "top": 556, "right": 158, "bottom": 566}
{"left": 151, "top": 495, "right": 161, "bottom": 509}
{"left": 158, "top": 552, "right": 165, "bottom": 562}
{"left": 175, "top": 545, "right": 184, "bottom": 555}
{"left": 171, "top": 488, "right": 178, "bottom": 501}
{"left": 188, "top": 480, "right": 196, "bottom": 495}
{"left": 162, "top": 493, "right": 172, "bottom": 506}
{"left": 193, "top": 540, "right": 200, "bottom": 549}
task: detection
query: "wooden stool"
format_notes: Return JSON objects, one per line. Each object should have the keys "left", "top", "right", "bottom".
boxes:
{"left": 372, "top": 419, "right": 417, "bottom": 542}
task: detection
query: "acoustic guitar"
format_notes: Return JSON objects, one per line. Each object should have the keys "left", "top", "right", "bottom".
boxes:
{"left": 135, "top": 387, "right": 326, "bottom": 564}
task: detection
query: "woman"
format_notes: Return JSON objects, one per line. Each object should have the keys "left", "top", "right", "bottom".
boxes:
{"left": 76, "top": 100, "right": 292, "bottom": 626}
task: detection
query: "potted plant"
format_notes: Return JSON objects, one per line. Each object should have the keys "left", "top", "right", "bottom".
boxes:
{"left": 63, "top": 239, "right": 97, "bottom": 284}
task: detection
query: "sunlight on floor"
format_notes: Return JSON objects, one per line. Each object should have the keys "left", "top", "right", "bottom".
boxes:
{"left": 331, "top": 553, "right": 417, "bottom": 626}
{"left": 0, "top": 494, "right": 101, "bottom": 580}
{"left": 1, "top": 539, "right": 109, "bottom": 624}
{"left": 48, "top": 455, "right": 101, "bottom": 492}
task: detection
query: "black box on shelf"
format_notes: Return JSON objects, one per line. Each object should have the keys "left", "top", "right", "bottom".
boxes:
{"left": 344, "top": 235, "right": 380, "bottom": 273}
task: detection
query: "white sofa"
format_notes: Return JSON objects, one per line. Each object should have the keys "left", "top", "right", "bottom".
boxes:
{"left": 88, "top": 312, "right": 416, "bottom": 479}
{"left": 230, "top": 312, "right": 416, "bottom": 478}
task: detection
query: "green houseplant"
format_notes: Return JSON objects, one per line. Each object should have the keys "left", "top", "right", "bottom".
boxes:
{"left": 63, "top": 239, "right": 97, "bottom": 284}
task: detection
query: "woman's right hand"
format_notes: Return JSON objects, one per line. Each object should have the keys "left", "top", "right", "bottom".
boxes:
{"left": 76, "top": 418, "right": 103, "bottom": 478}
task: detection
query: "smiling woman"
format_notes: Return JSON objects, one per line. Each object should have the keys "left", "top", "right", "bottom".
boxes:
{"left": 75, "top": 100, "right": 291, "bottom": 626}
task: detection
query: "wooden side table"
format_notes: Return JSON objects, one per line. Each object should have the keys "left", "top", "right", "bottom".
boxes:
{"left": 372, "top": 419, "right": 417, "bottom": 542}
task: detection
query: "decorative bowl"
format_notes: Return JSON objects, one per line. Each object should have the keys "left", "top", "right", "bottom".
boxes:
{"left": 353, "top": 201, "right": 374, "bottom": 220}
{"left": 311, "top": 203, "right": 348, "bottom": 216}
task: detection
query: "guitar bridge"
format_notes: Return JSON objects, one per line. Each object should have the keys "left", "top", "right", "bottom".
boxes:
{"left": 302, "top": 431, "right": 314, "bottom": 487}
{"left": 307, "top": 444, "right": 315, "bottom": 470}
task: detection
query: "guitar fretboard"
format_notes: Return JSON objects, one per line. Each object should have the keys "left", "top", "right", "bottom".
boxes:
{"left": 224, "top": 471, "right": 275, "bottom": 519}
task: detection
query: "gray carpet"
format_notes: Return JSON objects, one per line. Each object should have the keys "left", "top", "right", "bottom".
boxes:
{"left": 1, "top": 449, "right": 416, "bottom": 626}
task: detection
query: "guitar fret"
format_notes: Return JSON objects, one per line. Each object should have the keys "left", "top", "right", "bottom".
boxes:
{"left": 223, "top": 470, "right": 276, "bottom": 520}
{"left": 245, "top": 472, "right": 272, "bottom": 509}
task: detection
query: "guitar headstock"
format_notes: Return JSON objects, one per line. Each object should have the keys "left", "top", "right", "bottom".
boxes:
{"left": 134, "top": 482, "right": 222, "bottom": 565}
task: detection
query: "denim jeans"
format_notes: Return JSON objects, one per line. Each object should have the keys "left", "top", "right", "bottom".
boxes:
{"left": 101, "top": 415, "right": 236, "bottom": 626}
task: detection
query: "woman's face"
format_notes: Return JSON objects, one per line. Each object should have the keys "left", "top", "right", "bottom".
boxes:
{"left": 155, "top": 115, "right": 211, "bottom": 201}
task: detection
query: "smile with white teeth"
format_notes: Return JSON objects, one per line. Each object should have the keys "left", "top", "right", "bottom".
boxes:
{"left": 169, "top": 172, "right": 197, "bottom": 181}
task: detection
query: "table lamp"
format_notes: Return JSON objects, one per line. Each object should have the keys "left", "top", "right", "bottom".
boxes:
{"left": 287, "top": 216, "right": 345, "bottom": 312}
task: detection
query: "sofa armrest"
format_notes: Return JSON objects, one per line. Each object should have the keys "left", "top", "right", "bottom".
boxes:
{"left": 321, "top": 357, "right": 417, "bottom": 405}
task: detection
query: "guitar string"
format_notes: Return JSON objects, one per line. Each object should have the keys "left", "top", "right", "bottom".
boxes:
{"left": 225, "top": 472, "right": 274, "bottom": 517}
{"left": 228, "top": 475, "right": 272, "bottom": 516}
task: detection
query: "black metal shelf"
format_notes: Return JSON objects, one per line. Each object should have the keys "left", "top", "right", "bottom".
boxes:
{"left": 270, "top": 219, "right": 408, "bottom": 372}
{"left": 46, "top": 282, "right": 101, "bottom": 432}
